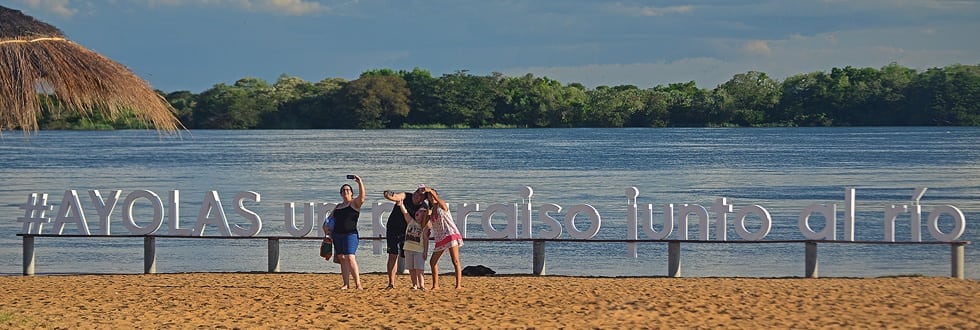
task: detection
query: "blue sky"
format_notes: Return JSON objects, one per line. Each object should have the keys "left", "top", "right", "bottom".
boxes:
{"left": 10, "top": 0, "right": 980, "bottom": 93}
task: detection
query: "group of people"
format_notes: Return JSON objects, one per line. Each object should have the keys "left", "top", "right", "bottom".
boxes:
{"left": 321, "top": 175, "right": 464, "bottom": 290}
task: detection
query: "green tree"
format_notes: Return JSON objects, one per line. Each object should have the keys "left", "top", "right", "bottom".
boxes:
{"left": 907, "top": 65, "right": 980, "bottom": 125}
{"left": 875, "top": 63, "right": 918, "bottom": 125}
{"left": 556, "top": 83, "right": 589, "bottom": 127}
{"left": 583, "top": 85, "right": 645, "bottom": 127}
{"left": 165, "top": 90, "right": 196, "bottom": 126}
{"left": 777, "top": 72, "right": 833, "bottom": 126}
{"left": 268, "top": 77, "right": 347, "bottom": 128}
{"left": 435, "top": 70, "right": 497, "bottom": 127}
{"left": 339, "top": 75, "right": 411, "bottom": 128}
{"left": 398, "top": 68, "right": 440, "bottom": 127}
{"left": 626, "top": 89, "right": 670, "bottom": 127}
{"left": 942, "top": 65, "right": 980, "bottom": 125}
{"left": 497, "top": 74, "right": 570, "bottom": 127}
{"left": 715, "top": 71, "right": 780, "bottom": 126}
{"left": 41, "top": 64, "right": 980, "bottom": 130}
{"left": 192, "top": 77, "right": 277, "bottom": 129}
{"left": 659, "top": 81, "right": 717, "bottom": 127}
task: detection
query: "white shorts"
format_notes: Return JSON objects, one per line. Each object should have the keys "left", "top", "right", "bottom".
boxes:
{"left": 404, "top": 250, "right": 426, "bottom": 271}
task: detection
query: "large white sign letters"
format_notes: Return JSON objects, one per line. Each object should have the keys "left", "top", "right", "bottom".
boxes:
{"left": 18, "top": 187, "right": 967, "bottom": 249}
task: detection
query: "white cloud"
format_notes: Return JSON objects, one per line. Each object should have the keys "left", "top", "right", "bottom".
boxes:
{"left": 604, "top": 3, "right": 694, "bottom": 17}
{"left": 16, "top": 0, "right": 77, "bottom": 17}
{"left": 742, "top": 40, "right": 772, "bottom": 56}
{"left": 639, "top": 5, "right": 694, "bottom": 17}
{"left": 146, "top": 0, "right": 186, "bottom": 5}
{"left": 246, "top": 0, "right": 328, "bottom": 15}
{"left": 267, "top": 0, "right": 327, "bottom": 15}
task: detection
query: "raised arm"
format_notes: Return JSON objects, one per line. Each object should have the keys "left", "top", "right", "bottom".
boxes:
{"left": 396, "top": 200, "right": 412, "bottom": 221}
{"left": 352, "top": 175, "right": 366, "bottom": 210}
{"left": 425, "top": 188, "right": 448, "bottom": 211}
{"left": 383, "top": 190, "right": 407, "bottom": 203}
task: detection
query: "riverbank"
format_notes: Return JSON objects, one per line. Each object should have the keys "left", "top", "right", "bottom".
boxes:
{"left": 1, "top": 273, "right": 977, "bottom": 328}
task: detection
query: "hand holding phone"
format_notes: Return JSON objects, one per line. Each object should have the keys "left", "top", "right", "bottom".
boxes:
{"left": 346, "top": 175, "right": 356, "bottom": 180}
{"left": 383, "top": 190, "right": 403, "bottom": 202}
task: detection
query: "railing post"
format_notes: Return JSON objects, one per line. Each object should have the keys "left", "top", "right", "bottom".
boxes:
{"left": 23, "top": 235, "right": 35, "bottom": 276}
{"left": 951, "top": 242, "right": 965, "bottom": 279}
{"left": 667, "top": 241, "right": 681, "bottom": 277}
{"left": 805, "top": 241, "right": 818, "bottom": 278}
{"left": 144, "top": 236, "right": 157, "bottom": 274}
{"left": 268, "top": 238, "right": 281, "bottom": 273}
{"left": 532, "top": 240, "right": 546, "bottom": 275}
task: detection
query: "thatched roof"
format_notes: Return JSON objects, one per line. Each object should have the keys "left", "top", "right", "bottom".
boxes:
{"left": 0, "top": 5, "right": 182, "bottom": 133}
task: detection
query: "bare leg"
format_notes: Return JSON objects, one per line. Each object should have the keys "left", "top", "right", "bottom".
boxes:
{"left": 338, "top": 255, "right": 350, "bottom": 289}
{"left": 449, "top": 246, "right": 463, "bottom": 289}
{"left": 429, "top": 250, "right": 445, "bottom": 290}
{"left": 386, "top": 253, "right": 398, "bottom": 288}
{"left": 349, "top": 255, "right": 362, "bottom": 289}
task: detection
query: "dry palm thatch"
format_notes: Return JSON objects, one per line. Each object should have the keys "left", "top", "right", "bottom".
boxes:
{"left": 0, "top": 5, "right": 182, "bottom": 133}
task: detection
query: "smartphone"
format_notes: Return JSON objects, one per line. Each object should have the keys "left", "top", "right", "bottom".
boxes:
{"left": 346, "top": 175, "right": 356, "bottom": 180}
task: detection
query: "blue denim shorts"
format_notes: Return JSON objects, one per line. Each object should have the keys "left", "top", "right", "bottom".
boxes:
{"left": 332, "top": 232, "right": 359, "bottom": 255}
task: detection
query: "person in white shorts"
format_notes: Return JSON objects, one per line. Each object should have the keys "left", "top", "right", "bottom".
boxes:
{"left": 396, "top": 199, "right": 429, "bottom": 290}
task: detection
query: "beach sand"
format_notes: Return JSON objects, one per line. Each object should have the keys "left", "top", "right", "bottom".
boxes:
{"left": 0, "top": 273, "right": 977, "bottom": 329}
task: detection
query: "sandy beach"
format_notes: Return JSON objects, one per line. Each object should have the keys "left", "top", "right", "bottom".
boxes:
{"left": 0, "top": 272, "right": 977, "bottom": 329}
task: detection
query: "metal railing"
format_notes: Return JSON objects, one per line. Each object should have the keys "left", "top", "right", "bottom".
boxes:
{"left": 17, "top": 234, "right": 970, "bottom": 279}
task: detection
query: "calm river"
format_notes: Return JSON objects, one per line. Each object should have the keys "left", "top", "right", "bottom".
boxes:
{"left": 1, "top": 127, "right": 977, "bottom": 278}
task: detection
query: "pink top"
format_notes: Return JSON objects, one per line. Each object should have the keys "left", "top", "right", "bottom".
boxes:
{"left": 430, "top": 207, "right": 463, "bottom": 252}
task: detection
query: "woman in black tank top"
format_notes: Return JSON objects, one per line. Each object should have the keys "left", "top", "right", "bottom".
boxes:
{"left": 324, "top": 174, "right": 366, "bottom": 290}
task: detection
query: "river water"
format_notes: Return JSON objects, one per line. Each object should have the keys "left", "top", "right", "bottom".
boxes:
{"left": 1, "top": 127, "right": 977, "bottom": 278}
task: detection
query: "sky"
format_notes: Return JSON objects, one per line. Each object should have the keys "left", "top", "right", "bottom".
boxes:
{"left": 8, "top": 0, "right": 980, "bottom": 93}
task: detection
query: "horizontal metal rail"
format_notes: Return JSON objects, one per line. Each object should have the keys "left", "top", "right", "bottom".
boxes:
{"left": 17, "top": 234, "right": 970, "bottom": 279}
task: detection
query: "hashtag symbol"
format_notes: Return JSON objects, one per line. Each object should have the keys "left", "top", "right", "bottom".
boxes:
{"left": 18, "top": 193, "right": 53, "bottom": 234}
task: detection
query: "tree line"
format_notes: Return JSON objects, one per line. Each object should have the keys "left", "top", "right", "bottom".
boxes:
{"left": 38, "top": 63, "right": 980, "bottom": 129}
